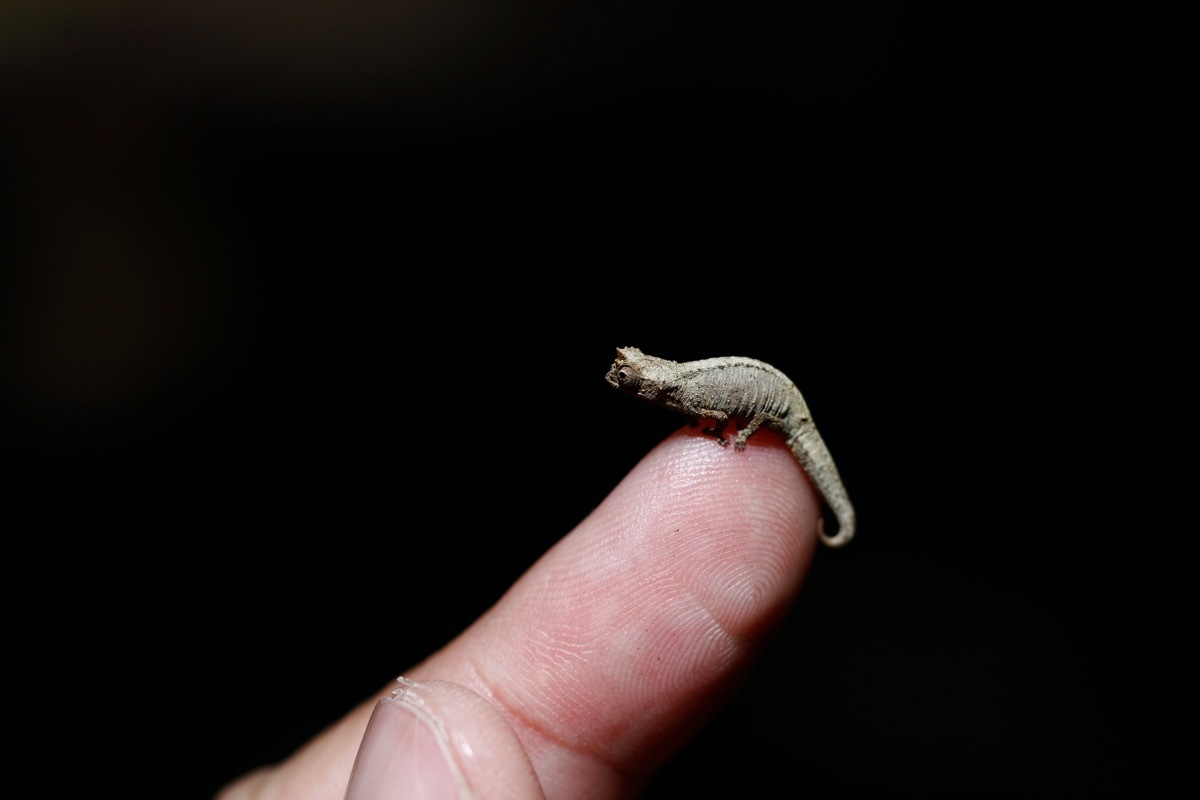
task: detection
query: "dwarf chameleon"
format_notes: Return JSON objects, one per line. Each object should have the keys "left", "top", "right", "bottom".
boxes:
{"left": 605, "top": 347, "right": 855, "bottom": 547}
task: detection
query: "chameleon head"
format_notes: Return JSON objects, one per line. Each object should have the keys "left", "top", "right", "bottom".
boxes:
{"left": 605, "top": 346, "right": 672, "bottom": 401}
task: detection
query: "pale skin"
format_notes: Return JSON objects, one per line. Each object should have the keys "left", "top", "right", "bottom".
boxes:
{"left": 218, "top": 427, "right": 825, "bottom": 799}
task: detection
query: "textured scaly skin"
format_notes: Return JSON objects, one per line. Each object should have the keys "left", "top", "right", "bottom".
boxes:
{"left": 605, "top": 347, "right": 855, "bottom": 547}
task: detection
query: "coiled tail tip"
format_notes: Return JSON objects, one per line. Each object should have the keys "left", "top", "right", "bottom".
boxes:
{"left": 817, "top": 514, "right": 855, "bottom": 548}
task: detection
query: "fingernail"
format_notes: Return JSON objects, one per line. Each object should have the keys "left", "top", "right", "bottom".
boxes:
{"left": 344, "top": 678, "right": 473, "bottom": 800}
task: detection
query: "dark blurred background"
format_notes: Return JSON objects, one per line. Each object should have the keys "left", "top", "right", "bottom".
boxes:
{"left": 2, "top": 3, "right": 1188, "bottom": 798}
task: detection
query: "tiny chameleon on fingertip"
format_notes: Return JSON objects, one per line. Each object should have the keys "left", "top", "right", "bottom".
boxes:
{"left": 605, "top": 346, "right": 855, "bottom": 548}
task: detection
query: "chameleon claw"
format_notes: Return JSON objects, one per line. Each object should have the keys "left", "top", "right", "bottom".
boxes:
{"left": 730, "top": 429, "right": 748, "bottom": 450}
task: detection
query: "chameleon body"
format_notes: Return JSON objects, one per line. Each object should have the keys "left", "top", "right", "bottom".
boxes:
{"left": 605, "top": 347, "right": 855, "bottom": 547}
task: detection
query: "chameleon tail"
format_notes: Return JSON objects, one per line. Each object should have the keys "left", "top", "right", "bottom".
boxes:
{"left": 787, "top": 426, "right": 856, "bottom": 548}
{"left": 817, "top": 512, "right": 855, "bottom": 548}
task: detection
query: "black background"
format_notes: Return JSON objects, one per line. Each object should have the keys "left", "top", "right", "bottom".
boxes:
{"left": 2, "top": 4, "right": 1188, "bottom": 798}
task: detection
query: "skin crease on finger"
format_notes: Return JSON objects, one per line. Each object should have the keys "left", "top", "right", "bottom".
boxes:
{"left": 217, "top": 428, "right": 821, "bottom": 800}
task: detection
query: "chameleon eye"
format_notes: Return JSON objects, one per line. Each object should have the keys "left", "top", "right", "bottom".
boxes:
{"left": 617, "top": 365, "right": 639, "bottom": 387}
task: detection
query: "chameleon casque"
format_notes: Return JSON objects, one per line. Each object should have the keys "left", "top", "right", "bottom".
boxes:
{"left": 605, "top": 347, "right": 855, "bottom": 547}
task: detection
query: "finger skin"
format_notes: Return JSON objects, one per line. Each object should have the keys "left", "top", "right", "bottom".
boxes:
{"left": 345, "top": 679, "right": 545, "bottom": 800}
{"left": 218, "top": 427, "right": 820, "bottom": 800}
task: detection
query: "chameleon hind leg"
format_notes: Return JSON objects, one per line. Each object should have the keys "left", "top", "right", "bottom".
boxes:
{"left": 731, "top": 412, "right": 784, "bottom": 451}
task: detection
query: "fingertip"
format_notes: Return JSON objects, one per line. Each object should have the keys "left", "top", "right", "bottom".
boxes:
{"left": 415, "top": 427, "right": 822, "bottom": 792}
